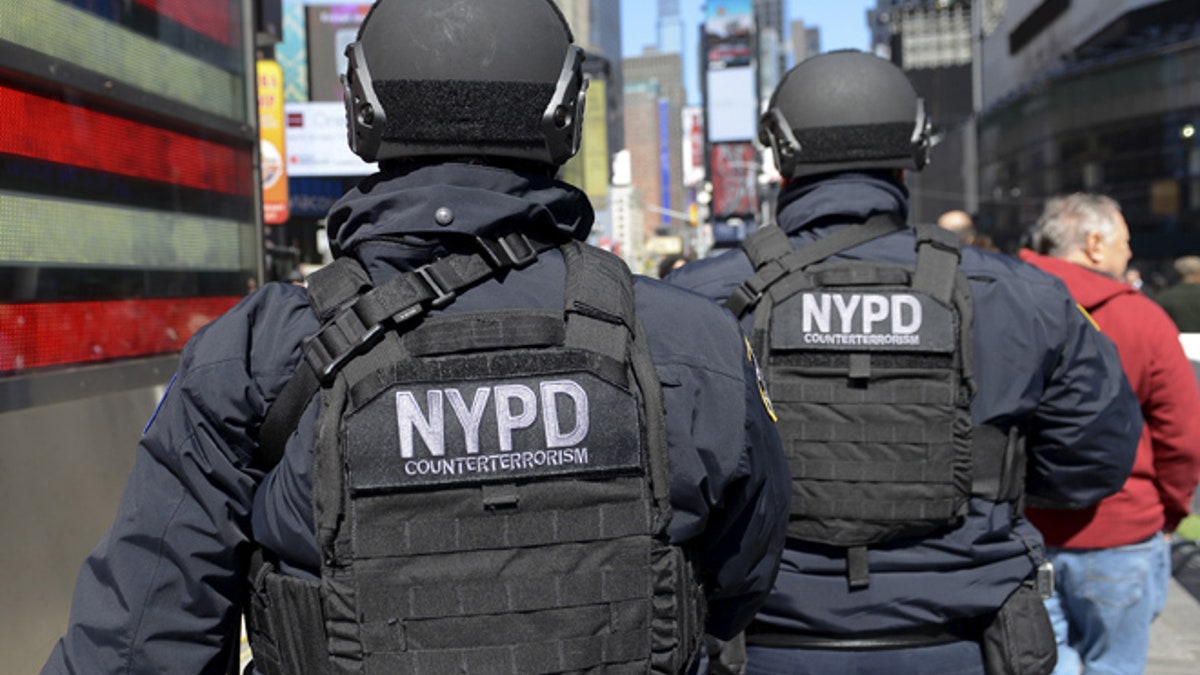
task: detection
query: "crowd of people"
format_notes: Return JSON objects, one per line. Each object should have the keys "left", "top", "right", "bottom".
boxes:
{"left": 39, "top": 2, "right": 1200, "bottom": 674}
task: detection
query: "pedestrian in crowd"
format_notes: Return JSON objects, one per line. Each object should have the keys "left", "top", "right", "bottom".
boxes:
{"left": 1020, "top": 193, "right": 1200, "bottom": 675}
{"left": 657, "top": 253, "right": 691, "bottom": 279}
{"left": 1124, "top": 266, "right": 1145, "bottom": 292}
{"left": 41, "top": 2, "right": 791, "bottom": 673}
{"left": 666, "top": 49, "right": 1141, "bottom": 675}
{"left": 937, "top": 209, "right": 1000, "bottom": 251}
{"left": 1156, "top": 254, "right": 1200, "bottom": 331}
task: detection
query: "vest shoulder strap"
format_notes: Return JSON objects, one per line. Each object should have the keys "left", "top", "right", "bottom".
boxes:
{"left": 256, "top": 231, "right": 561, "bottom": 471}
{"left": 726, "top": 213, "right": 906, "bottom": 318}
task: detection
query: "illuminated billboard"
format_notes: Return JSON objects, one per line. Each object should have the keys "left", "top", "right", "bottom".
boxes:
{"left": 681, "top": 106, "right": 706, "bottom": 188}
{"left": 305, "top": 4, "right": 371, "bottom": 102}
{"left": 705, "top": 0, "right": 754, "bottom": 69}
{"left": 285, "top": 101, "right": 374, "bottom": 176}
{"left": 706, "top": 67, "right": 758, "bottom": 143}
{"left": 0, "top": 0, "right": 256, "bottom": 372}
{"left": 711, "top": 142, "right": 759, "bottom": 217}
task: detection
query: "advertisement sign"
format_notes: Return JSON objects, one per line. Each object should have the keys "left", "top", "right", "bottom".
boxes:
{"left": 284, "top": 102, "right": 375, "bottom": 177}
{"left": 705, "top": 0, "right": 754, "bottom": 68}
{"left": 258, "top": 59, "right": 289, "bottom": 224}
{"left": 706, "top": 68, "right": 757, "bottom": 143}
{"left": 710, "top": 142, "right": 758, "bottom": 217}
{"left": 305, "top": 4, "right": 372, "bottom": 102}
{"left": 681, "top": 107, "right": 706, "bottom": 187}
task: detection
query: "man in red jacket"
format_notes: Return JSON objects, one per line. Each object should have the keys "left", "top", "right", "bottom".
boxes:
{"left": 1021, "top": 192, "right": 1200, "bottom": 675}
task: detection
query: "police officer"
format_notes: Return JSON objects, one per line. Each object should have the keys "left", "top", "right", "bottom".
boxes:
{"left": 666, "top": 50, "right": 1141, "bottom": 675}
{"left": 41, "top": 2, "right": 789, "bottom": 673}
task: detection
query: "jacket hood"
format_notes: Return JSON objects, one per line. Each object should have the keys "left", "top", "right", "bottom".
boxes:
{"left": 1018, "top": 249, "right": 1136, "bottom": 311}
{"left": 775, "top": 172, "right": 909, "bottom": 233}
{"left": 325, "top": 162, "right": 594, "bottom": 266}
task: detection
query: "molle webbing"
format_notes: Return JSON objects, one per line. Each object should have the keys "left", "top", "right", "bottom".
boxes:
{"left": 731, "top": 221, "right": 1009, "bottom": 590}
{"left": 250, "top": 242, "right": 701, "bottom": 674}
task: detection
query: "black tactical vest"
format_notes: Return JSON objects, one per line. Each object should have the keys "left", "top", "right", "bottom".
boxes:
{"left": 727, "top": 218, "right": 1023, "bottom": 589}
{"left": 246, "top": 237, "right": 704, "bottom": 674}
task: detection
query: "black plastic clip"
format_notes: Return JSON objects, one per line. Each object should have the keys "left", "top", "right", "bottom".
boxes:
{"left": 477, "top": 232, "right": 538, "bottom": 269}
{"left": 416, "top": 264, "right": 456, "bottom": 308}
{"left": 303, "top": 301, "right": 384, "bottom": 383}
{"left": 727, "top": 274, "right": 769, "bottom": 316}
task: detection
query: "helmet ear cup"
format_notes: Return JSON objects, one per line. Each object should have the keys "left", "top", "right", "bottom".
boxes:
{"left": 540, "top": 45, "right": 588, "bottom": 165}
{"left": 910, "top": 98, "right": 932, "bottom": 170}
{"left": 341, "top": 41, "right": 386, "bottom": 162}
{"left": 759, "top": 108, "right": 801, "bottom": 178}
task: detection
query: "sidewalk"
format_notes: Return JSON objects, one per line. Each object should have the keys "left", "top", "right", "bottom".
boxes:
{"left": 1146, "top": 577, "right": 1200, "bottom": 674}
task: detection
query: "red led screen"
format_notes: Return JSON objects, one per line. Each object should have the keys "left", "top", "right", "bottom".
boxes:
{"left": 132, "top": 0, "right": 237, "bottom": 46}
{"left": 0, "top": 298, "right": 242, "bottom": 372}
{"left": 0, "top": 84, "right": 252, "bottom": 196}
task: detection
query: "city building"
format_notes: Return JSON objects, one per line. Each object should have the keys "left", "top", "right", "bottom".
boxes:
{"left": 755, "top": 0, "right": 789, "bottom": 105}
{"left": 610, "top": 150, "right": 648, "bottom": 273}
{"left": 977, "top": 0, "right": 1200, "bottom": 263}
{"left": 790, "top": 19, "right": 822, "bottom": 65}
{"left": 659, "top": 0, "right": 685, "bottom": 55}
{"left": 553, "top": 0, "right": 625, "bottom": 210}
{"left": 624, "top": 49, "right": 688, "bottom": 239}
{"left": 870, "top": 0, "right": 975, "bottom": 227}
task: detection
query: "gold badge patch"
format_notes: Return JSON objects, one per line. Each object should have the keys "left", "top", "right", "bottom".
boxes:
{"left": 746, "top": 337, "right": 778, "bottom": 423}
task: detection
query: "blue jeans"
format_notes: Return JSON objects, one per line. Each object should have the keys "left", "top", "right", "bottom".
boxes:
{"left": 1043, "top": 532, "right": 1170, "bottom": 675}
{"left": 745, "top": 641, "right": 986, "bottom": 675}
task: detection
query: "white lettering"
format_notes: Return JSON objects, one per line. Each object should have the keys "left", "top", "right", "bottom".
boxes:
{"left": 400, "top": 447, "right": 592, "bottom": 478}
{"left": 833, "top": 294, "right": 861, "bottom": 333}
{"left": 494, "top": 384, "right": 537, "bottom": 452}
{"left": 802, "top": 293, "right": 832, "bottom": 333}
{"left": 892, "top": 295, "right": 922, "bottom": 334}
{"left": 541, "top": 380, "right": 589, "bottom": 448}
{"left": 861, "top": 295, "right": 889, "bottom": 334}
{"left": 396, "top": 390, "right": 444, "bottom": 458}
{"left": 446, "top": 387, "right": 491, "bottom": 455}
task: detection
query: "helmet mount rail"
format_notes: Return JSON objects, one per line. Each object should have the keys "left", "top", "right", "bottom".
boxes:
{"left": 760, "top": 97, "right": 932, "bottom": 179}
{"left": 340, "top": 40, "right": 587, "bottom": 167}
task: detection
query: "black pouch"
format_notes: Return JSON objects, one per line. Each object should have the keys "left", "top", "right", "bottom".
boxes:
{"left": 980, "top": 582, "right": 1057, "bottom": 675}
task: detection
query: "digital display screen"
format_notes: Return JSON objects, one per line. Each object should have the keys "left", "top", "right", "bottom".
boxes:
{"left": 0, "top": 0, "right": 256, "bottom": 374}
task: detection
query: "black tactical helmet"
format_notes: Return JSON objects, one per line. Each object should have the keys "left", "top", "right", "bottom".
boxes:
{"left": 759, "top": 49, "right": 932, "bottom": 179}
{"left": 342, "top": 0, "right": 587, "bottom": 167}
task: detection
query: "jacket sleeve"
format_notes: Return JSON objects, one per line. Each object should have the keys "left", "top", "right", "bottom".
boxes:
{"left": 40, "top": 288, "right": 308, "bottom": 675}
{"left": 1023, "top": 292, "right": 1142, "bottom": 508}
{"left": 653, "top": 312, "right": 789, "bottom": 640}
{"left": 1142, "top": 310, "right": 1200, "bottom": 530}
{"left": 702, "top": 343, "right": 790, "bottom": 639}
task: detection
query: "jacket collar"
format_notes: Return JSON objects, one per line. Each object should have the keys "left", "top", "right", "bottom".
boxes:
{"left": 776, "top": 172, "right": 910, "bottom": 235}
{"left": 1018, "top": 249, "right": 1136, "bottom": 311}
{"left": 325, "top": 162, "right": 593, "bottom": 267}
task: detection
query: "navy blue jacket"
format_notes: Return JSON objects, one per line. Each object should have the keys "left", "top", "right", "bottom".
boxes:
{"left": 667, "top": 173, "right": 1140, "bottom": 636}
{"left": 42, "top": 164, "right": 790, "bottom": 674}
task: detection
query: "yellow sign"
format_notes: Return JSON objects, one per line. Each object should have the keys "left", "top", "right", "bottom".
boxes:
{"left": 257, "top": 60, "right": 288, "bottom": 225}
